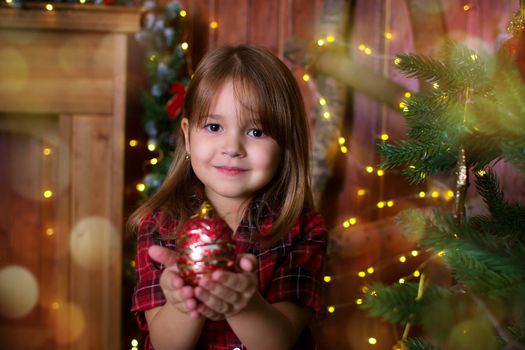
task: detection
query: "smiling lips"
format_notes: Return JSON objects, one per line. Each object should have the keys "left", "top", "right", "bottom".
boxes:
{"left": 215, "top": 166, "right": 247, "bottom": 176}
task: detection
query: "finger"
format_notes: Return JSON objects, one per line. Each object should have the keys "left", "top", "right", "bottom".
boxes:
{"left": 236, "top": 254, "right": 258, "bottom": 272}
{"left": 197, "top": 304, "right": 224, "bottom": 321}
{"left": 148, "top": 245, "right": 179, "bottom": 267}
{"left": 198, "top": 278, "right": 240, "bottom": 304}
{"left": 195, "top": 286, "right": 230, "bottom": 315}
{"left": 210, "top": 270, "right": 256, "bottom": 294}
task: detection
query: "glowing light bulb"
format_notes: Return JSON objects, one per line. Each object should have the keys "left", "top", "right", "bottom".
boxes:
{"left": 43, "top": 147, "right": 52, "bottom": 156}
{"left": 136, "top": 183, "right": 146, "bottom": 192}
{"left": 340, "top": 146, "right": 348, "bottom": 154}
{"left": 438, "top": 250, "right": 445, "bottom": 257}
{"left": 210, "top": 21, "right": 219, "bottom": 29}
{"left": 342, "top": 221, "right": 350, "bottom": 228}
{"left": 150, "top": 158, "right": 158, "bottom": 165}
{"left": 317, "top": 39, "right": 325, "bottom": 46}
{"left": 79, "top": 0, "right": 86, "bottom": 4}
{"left": 327, "top": 306, "right": 335, "bottom": 313}
{"left": 433, "top": 82, "right": 440, "bottom": 89}
{"left": 358, "top": 44, "right": 366, "bottom": 51}
{"left": 46, "top": 228, "right": 54, "bottom": 236}
{"left": 364, "top": 47, "right": 372, "bottom": 55}
{"left": 180, "top": 10, "right": 187, "bottom": 17}
{"left": 384, "top": 32, "right": 393, "bottom": 40}
{"left": 399, "top": 255, "right": 407, "bottom": 263}
{"left": 365, "top": 166, "right": 374, "bottom": 173}
{"left": 348, "top": 217, "right": 357, "bottom": 225}
{"left": 147, "top": 142, "right": 156, "bottom": 151}
{"left": 326, "top": 35, "right": 335, "bottom": 42}
{"left": 394, "top": 57, "right": 401, "bottom": 65}
{"left": 358, "top": 271, "right": 366, "bottom": 278}
{"left": 411, "top": 250, "right": 419, "bottom": 257}
{"left": 419, "top": 191, "right": 426, "bottom": 198}
{"left": 413, "top": 270, "right": 420, "bottom": 277}
{"left": 377, "top": 201, "right": 385, "bottom": 209}
{"left": 302, "top": 74, "right": 310, "bottom": 82}
{"left": 477, "top": 169, "right": 486, "bottom": 176}
{"left": 323, "top": 111, "right": 330, "bottom": 119}
{"left": 367, "top": 267, "right": 374, "bottom": 274}
{"left": 399, "top": 278, "right": 405, "bottom": 284}
{"left": 131, "top": 339, "right": 139, "bottom": 347}
{"left": 357, "top": 189, "right": 367, "bottom": 196}
{"left": 376, "top": 169, "right": 384, "bottom": 177}
{"left": 368, "top": 337, "right": 377, "bottom": 345}
{"left": 181, "top": 42, "right": 189, "bottom": 50}
{"left": 431, "top": 191, "right": 440, "bottom": 198}
{"left": 404, "top": 91, "right": 412, "bottom": 98}
{"left": 129, "top": 139, "right": 138, "bottom": 147}
{"left": 356, "top": 298, "right": 363, "bottom": 305}
{"left": 380, "top": 133, "right": 389, "bottom": 141}
{"left": 338, "top": 137, "right": 346, "bottom": 145}
{"left": 324, "top": 276, "right": 332, "bottom": 283}
{"left": 45, "top": 3, "right": 53, "bottom": 11}
{"left": 463, "top": 4, "right": 470, "bottom": 11}
{"left": 43, "top": 190, "right": 53, "bottom": 198}
{"left": 386, "top": 200, "right": 394, "bottom": 207}
{"left": 319, "top": 97, "right": 327, "bottom": 106}
{"left": 399, "top": 101, "right": 407, "bottom": 109}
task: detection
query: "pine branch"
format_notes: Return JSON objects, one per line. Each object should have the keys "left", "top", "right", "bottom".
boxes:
{"left": 404, "top": 337, "right": 439, "bottom": 350}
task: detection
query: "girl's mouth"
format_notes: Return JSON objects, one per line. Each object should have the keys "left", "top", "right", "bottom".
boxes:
{"left": 215, "top": 166, "right": 247, "bottom": 175}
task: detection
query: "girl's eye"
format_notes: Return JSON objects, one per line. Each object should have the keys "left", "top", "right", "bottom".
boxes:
{"left": 248, "top": 128, "right": 264, "bottom": 138}
{"left": 205, "top": 123, "right": 222, "bottom": 132}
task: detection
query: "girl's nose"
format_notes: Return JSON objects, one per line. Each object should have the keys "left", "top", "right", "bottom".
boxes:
{"left": 221, "top": 134, "right": 245, "bottom": 158}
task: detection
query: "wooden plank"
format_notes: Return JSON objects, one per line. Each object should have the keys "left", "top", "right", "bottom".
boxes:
{"left": 0, "top": 7, "right": 141, "bottom": 33}
{"left": 216, "top": 0, "right": 249, "bottom": 46}
{"left": 249, "top": 0, "right": 280, "bottom": 53}
{"left": 0, "top": 30, "right": 115, "bottom": 114}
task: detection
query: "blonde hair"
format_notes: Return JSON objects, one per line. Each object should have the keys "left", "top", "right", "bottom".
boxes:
{"left": 128, "top": 44, "right": 313, "bottom": 242}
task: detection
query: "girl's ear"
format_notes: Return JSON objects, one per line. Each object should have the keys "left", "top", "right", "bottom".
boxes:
{"left": 181, "top": 117, "right": 191, "bottom": 154}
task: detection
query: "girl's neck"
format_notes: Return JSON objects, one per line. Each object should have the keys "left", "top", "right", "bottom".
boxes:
{"left": 205, "top": 195, "right": 249, "bottom": 232}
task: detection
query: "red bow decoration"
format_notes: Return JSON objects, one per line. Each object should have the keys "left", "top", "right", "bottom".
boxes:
{"left": 166, "top": 82, "right": 186, "bottom": 119}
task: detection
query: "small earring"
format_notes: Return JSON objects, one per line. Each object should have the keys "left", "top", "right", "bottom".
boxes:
{"left": 185, "top": 154, "right": 190, "bottom": 161}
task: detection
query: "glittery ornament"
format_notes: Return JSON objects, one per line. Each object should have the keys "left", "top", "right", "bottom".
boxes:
{"left": 176, "top": 202, "right": 236, "bottom": 286}
{"left": 501, "top": 4, "right": 525, "bottom": 80}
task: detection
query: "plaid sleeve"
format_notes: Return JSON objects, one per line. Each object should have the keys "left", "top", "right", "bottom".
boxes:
{"left": 131, "top": 212, "right": 170, "bottom": 331}
{"left": 265, "top": 210, "right": 327, "bottom": 313}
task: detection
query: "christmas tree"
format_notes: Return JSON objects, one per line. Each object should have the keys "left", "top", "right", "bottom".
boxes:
{"left": 360, "top": 10, "right": 525, "bottom": 350}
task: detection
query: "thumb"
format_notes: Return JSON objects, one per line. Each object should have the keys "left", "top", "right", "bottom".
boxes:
{"left": 237, "top": 254, "right": 257, "bottom": 273}
{"left": 148, "top": 245, "right": 179, "bottom": 269}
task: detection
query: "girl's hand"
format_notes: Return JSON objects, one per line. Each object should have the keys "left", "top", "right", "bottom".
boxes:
{"left": 195, "top": 254, "right": 258, "bottom": 321}
{"left": 148, "top": 245, "right": 200, "bottom": 319}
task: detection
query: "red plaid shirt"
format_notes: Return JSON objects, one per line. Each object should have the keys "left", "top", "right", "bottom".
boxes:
{"left": 131, "top": 206, "right": 327, "bottom": 349}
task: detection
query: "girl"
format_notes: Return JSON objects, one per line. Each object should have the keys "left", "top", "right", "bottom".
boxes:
{"left": 130, "top": 44, "right": 327, "bottom": 350}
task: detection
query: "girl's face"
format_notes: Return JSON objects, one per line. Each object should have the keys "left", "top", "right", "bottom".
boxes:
{"left": 181, "top": 80, "right": 282, "bottom": 210}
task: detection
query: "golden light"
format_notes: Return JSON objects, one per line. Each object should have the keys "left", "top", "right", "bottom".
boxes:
{"left": 404, "top": 91, "right": 412, "bottom": 98}
{"left": 399, "top": 101, "right": 407, "bottom": 109}
{"left": 361, "top": 286, "right": 369, "bottom": 293}
{"left": 357, "top": 189, "right": 367, "bottom": 196}
{"left": 394, "top": 57, "right": 401, "bottom": 65}
{"left": 413, "top": 270, "right": 421, "bottom": 277}
{"left": 376, "top": 169, "right": 385, "bottom": 176}
{"left": 358, "top": 271, "right": 366, "bottom": 278}
{"left": 136, "top": 183, "right": 146, "bottom": 192}
{"left": 149, "top": 54, "right": 157, "bottom": 62}
{"left": 419, "top": 191, "right": 426, "bottom": 198}
{"left": 431, "top": 191, "right": 440, "bottom": 198}
{"left": 150, "top": 158, "right": 158, "bottom": 165}
{"left": 130, "top": 260, "right": 136, "bottom": 268}
{"left": 131, "top": 339, "right": 139, "bottom": 347}
{"left": 129, "top": 139, "right": 138, "bottom": 147}
{"left": 386, "top": 200, "right": 394, "bottom": 207}
{"left": 323, "top": 111, "right": 331, "bottom": 119}
{"left": 343, "top": 221, "right": 350, "bottom": 228}
{"left": 399, "top": 278, "right": 406, "bottom": 284}
{"left": 364, "top": 47, "right": 372, "bottom": 55}
{"left": 358, "top": 44, "right": 366, "bottom": 51}
{"left": 43, "top": 190, "right": 53, "bottom": 199}
{"left": 433, "top": 82, "right": 440, "bottom": 89}
{"left": 324, "top": 276, "right": 332, "bottom": 283}
{"left": 349, "top": 217, "right": 357, "bottom": 225}
{"left": 319, "top": 97, "right": 327, "bottom": 106}
{"left": 327, "top": 306, "right": 335, "bottom": 313}
{"left": 181, "top": 42, "right": 189, "bottom": 51}
{"left": 377, "top": 201, "right": 385, "bottom": 209}
{"left": 445, "top": 190, "right": 455, "bottom": 200}
{"left": 326, "top": 35, "right": 335, "bottom": 43}
{"left": 6, "top": 0, "right": 13, "bottom": 3}
{"left": 340, "top": 146, "right": 348, "bottom": 154}
{"left": 338, "top": 137, "right": 346, "bottom": 145}
{"left": 317, "top": 39, "right": 325, "bottom": 46}
{"left": 302, "top": 74, "right": 310, "bottom": 82}
{"left": 356, "top": 298, "right": 363, "bottom": 305}
{"left": 384, "top": 32, "right": 393, "bottom": 40}
{"left": 46, "top": 228, "right": 54, "bottom": 236}
{"left": 477, "top": 169, "right": 486, "bottom": 176}
{"left": 470, "top": 54, "right": 478, "bottom": 61}
{"left": 411, "top": 250, "right": 419, "bottom": 257}
{"left": 43, "top": 147, "right": 52, "bottom": 156}
{"left": 179, "top": 9, "right": 187, "bottom": 17}
{"left": 210, "top": 21, "right": 219, "bottom": 29}
{"left": 367, "top": 267, "right": 374, "bottom": 274}
{"left": 45, "top": 3, "right": 53, "bottom": 11}
{"left": 365, "top": 166, "right": 374, "bottom": 173}
{"left": 380, "top": 133, "right": 389, "bottom": 141}
{"left": 399, "top": 255, "right": 407, "bottom": 263}
{"left": 463, "top": 4, "right": 470, "bottom": 11}
{"left": 368, "top": 337, "right": 377, "bottom": 345}
{"left": 438, "top": 250, "right": 445, "bottom": 257}
{"left": 79, "top": 0, "right": 86, "bottom": 3}
{"left": 147, "top": 142, "right": 156, "bottom": 151}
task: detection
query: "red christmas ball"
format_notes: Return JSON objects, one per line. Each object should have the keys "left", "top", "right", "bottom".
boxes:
{"left": 176, "top": 202, "right": 236, "bottom": 286}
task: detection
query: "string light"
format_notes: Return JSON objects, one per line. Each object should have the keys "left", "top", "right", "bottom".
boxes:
{"left": 384, "top": 32, "right": 393, "bottom": 40}
{"left": 319, "top": 97, "right": 327, "bottom": 106}
{"left": 317, "top": 39, "right": 325, "bottom": 46}
{"left": 179, "top": 9, "right": 187, "bottom": 17}
{"left": 326, "top": 35, "right": 335, "bottom": 43}
{"left": 358, "top": 271, "right": 366, "bottom": 278}
{"left": 399, "top": 101, "right": 407, "bottom": 109}
{"left": 386, "top": 200, "right": 394, "bottom": 207}
{"left": 181, "top": 42, "right": 189, "bottom": 51}
{"left": 445, "top": 190, "right": 454, "bottom": 201}
{"left": 129, "top": 139, "right": 138, "bottom": 147}
{"left": 477, "top": 169, "right": 486, "bottom": 176}
{"left": 46, "top": 228, "right": 54, "bottom": 236}
{"left": 399, "top": 256, "right": 407, "bottom": 263}
{"left": 147, "top": 142, "right": 157, "bottom": 151}
{"left": 418, "top": 191, "right": 426, "bottom": 198}
{"left": 136, "top": 183, "right": 146, "bottom": 192}
{"left": 433, "top": 82, "right": 440, "bottom": 89}
{"left": 413, "top": 270, "right": 420, "bottom": 277}
{"left": 380, "top": 133, "right": 389, "bottom": 141}
{"left": 394, "top": 57, "right": 401, "bottom": 65}
{"left": 404, "top": 91, "right": 412, "bottom": 98}
{"left": 340, "top": 145, "right": 348, "bottom": 154}
{"left": 327, "top": 305, "right": 335, "bottom": 313}
{"left": 463, "top": 4, "right": 471, "bottom": 11}
{"left": 131, "top": 339, "right": 139, "bottom": 347}
{"left": 149, "top": 54, "right": 157, "bottom": 62}
{"left": 377, "top": 201, "right": 385, "bottom": 208}
{"left": 302, "top": 74, "right": 310, "bottom": 82}
{"left": 6, "top": 0, "right": 13, "bottom": 3}
{"left": 411, "top": 250, "right": 419, "bottom": 257}
{"left": 150, "top": 158, "right": 158, "bottom": 165}
{"left": 367, "top": 267, "right": 374, "bottom": 274}
{"left": 398, "top": 278, "right": 405, "bottom": 284}
{"left": 79, "top": 0, "right": 86, "bottom": 4}
{"left": 324, "top": 276, "right": 332, "bottom": 283}
{"left": 438, "top": 250, "right": 445, "bottom": 257}
{"left": 431, "top": 191, "right": 440, "bottom": 198}
{"left": 376, "top": 169, "right": 385, "bottom": 177}
{"left": 356, "top": 298, "right": 363, "bottom": 305}
{"left": 365, "top": 166, "right": 374, "bottom": 173}
{"left": 368, "top": 337, "right": 377, "bottom": 345}
{"left": 357, "top": 189, "right": 367, "bottom": 196}
{"left": 210, "top": 21, "right": 219, "bottom": 29}
{"left": 43, "top": 147, "right": 52, "bottom": 156}
{"left": 364, "top": 47, "right": 372, "bottom": 55}
{"left": 45, "top": 3, "right": 53, "bottom": 11}
{"left": 43, "top": 190, "right": 53, "bottom": 199}
{"left": 323, "top": 111, "right": 331, "bottom": 119}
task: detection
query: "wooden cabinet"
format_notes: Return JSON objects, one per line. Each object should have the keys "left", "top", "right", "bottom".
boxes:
{"left": 0, "top": 6, "right": 140, "bottom": 349}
